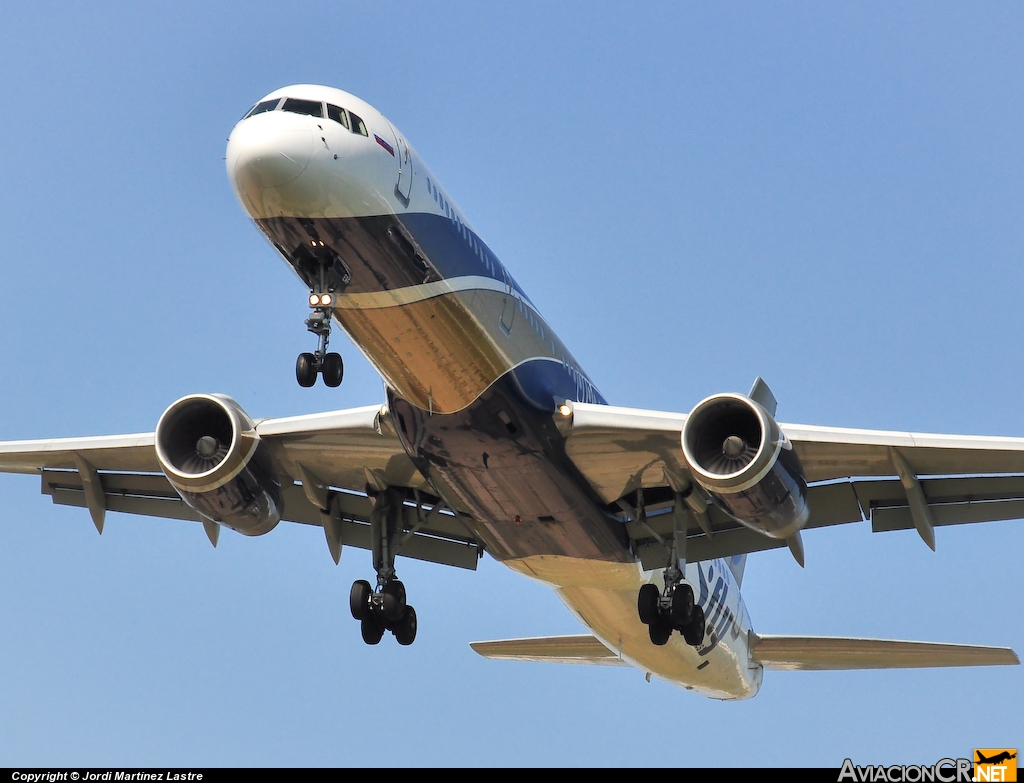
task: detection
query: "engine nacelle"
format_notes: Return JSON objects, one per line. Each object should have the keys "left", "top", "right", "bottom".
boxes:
{"left": 155, "top": 394, "right": 283, "bottom": 536}
{"left": 681, "top": 393, "right": 809, "bottom": 539}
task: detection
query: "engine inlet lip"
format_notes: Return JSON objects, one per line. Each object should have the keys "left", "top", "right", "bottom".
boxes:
{"left": 155, "top": 393, "right": 251, "bottom": 487}
{"left": 681, "top": 393, "right": 781, "bottom": 492}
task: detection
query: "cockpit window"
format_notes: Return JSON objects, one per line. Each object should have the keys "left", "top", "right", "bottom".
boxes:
{"left": 327, "top": 104, "right": 350, "bottom": 130}
{"left": 349, "top": 111, "right": 368, "bottom": 136}
{"left": 281, "top": 98, "right": 324, "bottom": 118}
{"left": 244, "top": 98, "right": 281, "bottom": 119}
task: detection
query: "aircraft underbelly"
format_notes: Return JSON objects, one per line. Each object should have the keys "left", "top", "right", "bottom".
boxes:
{"left": 388, "top": 380, "right": 633, "bottom": 563}
{"left": 508, "top": 555, "right": 763, "bottom": 699}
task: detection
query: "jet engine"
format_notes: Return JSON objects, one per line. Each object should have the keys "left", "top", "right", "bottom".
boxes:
{"left": 155, "top": 394, "right": 283, "bottom": 536}
{"left": 681, "top": 392, "right": 809, "bottom": 539}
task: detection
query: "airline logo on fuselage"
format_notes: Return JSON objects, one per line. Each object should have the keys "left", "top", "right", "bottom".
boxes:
{"left": 562, "top": 358, "right": 600, "bottom": 404}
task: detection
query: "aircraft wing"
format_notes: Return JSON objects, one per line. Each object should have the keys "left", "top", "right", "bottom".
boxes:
{"left": 468, "top": 633, "right": 1019, "bottom": 670}
{"left": 0, "top": 404, "right": 483, "bottom": 570}
{"left": 562, "top": 401, "right": 1024, "bottom": 567}
{"left": 469, "top": 635, "right": 627, "bottom": 666}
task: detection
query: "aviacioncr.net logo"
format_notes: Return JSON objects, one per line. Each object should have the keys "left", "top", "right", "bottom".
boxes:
{"left": 974, "top": 749, "right": 1017, "bottom": 782}
{"left": 839, "top": 758, "right": 974, "bottom": 782}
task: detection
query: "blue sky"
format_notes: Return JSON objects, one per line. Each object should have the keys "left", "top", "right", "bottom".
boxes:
{"left": 0, "top": 1, "right": 1021, "bottom": 766}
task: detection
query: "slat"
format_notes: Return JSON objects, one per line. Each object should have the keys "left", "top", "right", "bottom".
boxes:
{"left": 42, "top": 469, "right": 179, "bottom": 499}
{"left": 45, "top": 471, "right": 482, "bottom": 570}
{"left": 855, "top": 474, "right": 1024, "bottom": 510}
{"left": 50, "top": 488, "right": 201, "bottom": 522}
{"left": 630, "top": 476, "right": 1024, "bottom": 564}
{"left": 872, "top": 499, "right": 1024, "bottom": 533}
{"left": 804, "top": 482, "right": 865, "bottom": 529}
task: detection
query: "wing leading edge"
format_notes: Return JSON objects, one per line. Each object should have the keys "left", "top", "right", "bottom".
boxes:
{"left": 560, "top": 401, "right": 1024, "bottom": 566}
{"left": 0, "top": 404, "right": 483, "bottom": 570}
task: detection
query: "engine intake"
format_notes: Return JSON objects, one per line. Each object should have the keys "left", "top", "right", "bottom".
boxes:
{"left": 681, "top": 393, "right": 808, "bottom": 539}
{"left": 155, "top": 394, "right": 283, "bottom": 536}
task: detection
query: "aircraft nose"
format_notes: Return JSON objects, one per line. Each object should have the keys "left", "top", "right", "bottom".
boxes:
{"left": 227, "top": 111, "right": 314, "bottom": 193}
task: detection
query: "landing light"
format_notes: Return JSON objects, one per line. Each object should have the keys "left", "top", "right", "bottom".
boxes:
{"left": 309, "top": 294, "right": 320, "bottom": 307}
{"left": 321, "top": 293, "right": 333, "bottom": 306}
{"left": 557, "top": 403, "right": 572, "bottom": 417}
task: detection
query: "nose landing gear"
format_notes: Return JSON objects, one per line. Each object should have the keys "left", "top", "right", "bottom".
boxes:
{"left": 296, "top": 289, "right": 344, "bottom": 388}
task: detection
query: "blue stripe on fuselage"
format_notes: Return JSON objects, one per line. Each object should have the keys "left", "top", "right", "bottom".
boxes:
{"left": 396, "top": 212, "right": 533, "bottom": 303}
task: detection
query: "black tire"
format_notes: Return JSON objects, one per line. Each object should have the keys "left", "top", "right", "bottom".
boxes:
{"left": 322, "top": 352, "right": 344, "bottom": 388}
{"left": 381, "top": 579, "right": 407, "bottom": 622}
{"left": 296, "top": 352, "right": 317, "bottom": 387}
{"left": 349, "top": 579, "right": 371, "bottom": 620}
{"left": 394, "top": 605, "right": 417, "bottom": 646}
{"left": 360, "top": 614, "right": 385, "bottom": 645}
{"left": 670, "top": 583, "right": 694, "bottom": 628}
{"left": 648, "top": 620, "right": 672, "bottom": 646}
{"left": 682, "top": 605, "right": 706, "bottom": 647}
{"left": 637, "top": 583, "right": 660, "bottom": 626}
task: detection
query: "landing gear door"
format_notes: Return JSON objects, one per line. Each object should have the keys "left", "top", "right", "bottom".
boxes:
{"left": 396, "top": 136, "right": 413, "bottom": 204}
{"left": 387, "top": 121, "right": 413, "bottom": 206}
{"left": 499, "top": 269, "right": 515, "bottom": 335}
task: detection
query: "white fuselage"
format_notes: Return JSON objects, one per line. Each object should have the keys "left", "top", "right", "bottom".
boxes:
{"left": 227, "top": 84, "right": 763, "bottom": 699}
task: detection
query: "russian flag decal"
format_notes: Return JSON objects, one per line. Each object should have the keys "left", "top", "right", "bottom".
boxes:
{"left": 374, "top": 135, "right": 395, "bottom": 156}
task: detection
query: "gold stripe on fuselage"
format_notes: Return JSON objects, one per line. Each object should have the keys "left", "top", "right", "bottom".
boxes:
{"left": 331, "top": 285, "right": 563, "bottom": 414}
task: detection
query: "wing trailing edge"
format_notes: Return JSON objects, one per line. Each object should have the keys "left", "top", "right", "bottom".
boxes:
{"left": 750, "top": 633, "right": 1020, "bottom": 671}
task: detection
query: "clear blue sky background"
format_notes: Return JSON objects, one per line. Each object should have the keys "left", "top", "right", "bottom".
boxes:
{"left": 0, "top": 1, "right": 1021, "bottom": 767}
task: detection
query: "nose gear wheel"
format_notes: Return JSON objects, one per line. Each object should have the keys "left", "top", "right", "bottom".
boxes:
{"left": 296, "top": 262, "right": 344, "bottom": 388}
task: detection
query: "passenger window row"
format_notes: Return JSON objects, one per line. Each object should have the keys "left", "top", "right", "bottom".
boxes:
{"left": 244, "top": 97, "right": 368, "bottom": 136}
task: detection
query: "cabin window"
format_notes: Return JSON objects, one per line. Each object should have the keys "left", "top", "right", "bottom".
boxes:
{"left": 281, "top": 98, "right": 324, "bottom": 118}
{"left": 349, "top": 111, "right": 368, "bottom": 136}
{"left": 326, "top": 104, "right": 350, "bottom": 129}
{"left": 244, "top": 98, "right": 281, "bottom": 119}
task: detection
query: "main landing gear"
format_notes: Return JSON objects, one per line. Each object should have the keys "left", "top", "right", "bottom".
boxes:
{"left": 635, "top": 487, "right": 705, "bottom": 647}
{"left": 296, "top": 270, "right": 344, "bottom": 388}
{"left": 349, "top": 577, "right": 417, "bottom": 646}
{"left": 348, "top": 487, "right": 418, "bottom": 646}
{"left": 637, "top": 579, "right": 705, "bottom": 647}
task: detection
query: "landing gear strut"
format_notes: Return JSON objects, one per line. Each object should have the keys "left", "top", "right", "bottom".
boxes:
{"left": 296, "top": 265, "right": 344, "bottom": 388}
{"left": 348, "top": 486, "right": 418, "bottom": 646}
{"left": 635, "top": 489, "right": 706, "bottom": 647}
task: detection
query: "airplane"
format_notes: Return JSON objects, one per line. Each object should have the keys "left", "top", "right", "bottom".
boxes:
{"left": 976, "top": 752, "right": 1017, "bottom": 765}
{"left": 0, "top": 83, "right": 1020, "bottom": 700}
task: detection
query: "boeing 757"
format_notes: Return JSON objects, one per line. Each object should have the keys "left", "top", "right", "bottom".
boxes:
{"left": 0, "top": 85, "right": 1019, "bottom": 699}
